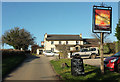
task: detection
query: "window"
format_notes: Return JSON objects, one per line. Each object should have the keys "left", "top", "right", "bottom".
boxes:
{"left": 66, "top": 41, "right": 68, "bottom": 44}
{"left": 51, "top": 41, "right": 54, "bottom": 44}
{"left": 84, "top": 42, "right": 87, "bottom": 44}
{"left": 59, "top": 41, "right": 61, "bottom": 44}
{"left": 76, "top": 47, "right": 79, "bottom": 50}
{"left": 46, "top": 50, "right": 51, "bottom": 53}
{"left": 76, "top": 41, "right": 79, "bottom": 45}
{"left": 84, "top": 49, "right": 88, "bottom": 52}
{"left": 89, "top": 48, "right": 96, "bottom": 51}
{"left": 51, "top": 48, "right": 54, "bottom": 52}
{"left": 80, "top": 49, "right": 88, "bottom": 52}
{"left": 112, "top": 51, "right": 120, "bottom": 57}
{"left": 84, "top": 41, "right": 89, "bottom": 44}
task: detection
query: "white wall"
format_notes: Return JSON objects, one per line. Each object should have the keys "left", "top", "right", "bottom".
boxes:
{"left": 68, "top": 41, "right": 76, "bottom": 45}
{"left": 37, "top": 49, "right": 39, "bottom": 54}
{"left": 44, "top": 41, "right": 59, "bottom": 52}
{"left": 80, "top": 41, "right": 83, "bottom": 45}
{"left": 54, "top": 41, "right": 59, "bottom": 45}
{"left": 44, "top": 40, "right": 84, "bottom": 51}
{"left": 43, "top": 34, "right": 84, "bottom": 53}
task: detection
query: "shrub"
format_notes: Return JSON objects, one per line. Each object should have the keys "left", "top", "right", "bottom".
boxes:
{"left": 115, "top": 41, "right": 120, "bottom": 53}
{"left": 103, "top": 45, "right": 110, "bottom": 54}
{"left": 1, "top": 49, "right": 27, "bottom": 59}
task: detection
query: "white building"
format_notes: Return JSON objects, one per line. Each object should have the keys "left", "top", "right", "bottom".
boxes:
{"left": 36, "top": 33, "right": 99, "bottom": 55}
{"left": 44, "top": 33, "right": 96, "bottom": 53}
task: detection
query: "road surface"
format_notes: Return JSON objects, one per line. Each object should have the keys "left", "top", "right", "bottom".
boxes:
{"left": 4, "top": 55, "right": 58, "bottom": 80}
{"left": 83, "top": 58, "right": 101, "bottom": 67}
{"left": 83, "top": 55, "right": 111, "bottom": 67}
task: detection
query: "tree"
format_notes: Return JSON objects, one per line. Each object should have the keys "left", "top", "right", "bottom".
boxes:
{"left": 91, "top": 33, "right": 111, "bottom": 43}
{"left": 31, "top": 44, "right": 40, "bottom": 53}
{"left": 91, "top": 33, "right": 100, "bottom": 42}
{"left": 115, "top": 19, "right": 120, "bottom": 41}
{"left": 56, "top": 44, "right": 70, "bottom": 59}
{"left": 2, "top": 27, "right": 35, "bottom": 50}
{"left": 0, "top": 37, "right": 2, "bottom": 49}
{"left": 103, "top": 44, "right": 110, "bottom": 54}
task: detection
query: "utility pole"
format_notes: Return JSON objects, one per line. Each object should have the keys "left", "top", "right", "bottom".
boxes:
{"left": 100, "top": 32, "right": 104, "bottom": 74}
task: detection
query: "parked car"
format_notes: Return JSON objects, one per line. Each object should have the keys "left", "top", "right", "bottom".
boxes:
{"left": 43, "top": 50, "right": 46, "bottom": 55}
{"left": 53, "top": 52, "right": 59, "bottom": 56}
{"left": 104, "top": 51, "right": 120, "bottom": 73}
{"left": 73, "top": 47, "right": 99, "bottom": 59}
{"left": 44, "top": 50, "right": 54, "bottom": 57}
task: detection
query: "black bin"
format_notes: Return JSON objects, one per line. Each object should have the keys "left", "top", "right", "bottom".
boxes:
{"left": 71, "top": 54, "right": 84, "bottom": 76}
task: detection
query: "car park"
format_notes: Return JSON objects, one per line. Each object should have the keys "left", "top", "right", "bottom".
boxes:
{"left": 73, "top": 47, "right": 99, "bottom": 59}
{"left": 104, "top": 51, "right": 120, "bottom": 73}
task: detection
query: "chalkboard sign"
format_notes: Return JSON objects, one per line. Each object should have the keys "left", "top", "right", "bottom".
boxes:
{"left": 71, "top": 58, "right": 84, "bottom": 76}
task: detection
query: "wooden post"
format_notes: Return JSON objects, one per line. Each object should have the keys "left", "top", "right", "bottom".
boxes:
{"left": 100, "top": 32, "right": 104, "bottom": 74}
{"left": 59, "top": 54, "right": 60, "bottom": 59}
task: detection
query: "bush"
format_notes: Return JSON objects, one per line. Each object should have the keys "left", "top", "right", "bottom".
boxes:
{"left": 32, "top": 53, "right": 37, "bottom": 55}
{"left": 115, "top": 41, "right": 120, "bottom": 53}
{"left": 103, "top": 43, "right": 116, "bottom": 54}
{"left": 103, "top": 45, "right": 110, "bottom": 54}
{"left": 1, "top": 49, "right": 27, "bottom": 59}
{"left": 2, "top": 49, "right": 27, "bottom": 77}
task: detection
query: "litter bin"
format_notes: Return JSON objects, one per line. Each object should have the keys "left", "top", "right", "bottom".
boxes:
{"left": 71, "top": 54, "right": 84, "bottom": 76}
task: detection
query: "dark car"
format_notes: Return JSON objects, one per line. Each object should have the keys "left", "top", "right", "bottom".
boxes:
{"left": 104, "top": 51, "right": 120, "bottom": 73}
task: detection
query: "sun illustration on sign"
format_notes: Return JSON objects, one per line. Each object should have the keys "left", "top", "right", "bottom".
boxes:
{"left": 95, "top": 9, "right": 110, "bottom": 27}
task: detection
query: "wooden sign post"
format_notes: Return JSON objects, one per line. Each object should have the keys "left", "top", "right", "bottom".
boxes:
{"left": 100, "top": 32, "right": 104, "bottom": 74}
{"left": 92, "top": 3, "right": 112, "bottom": 74}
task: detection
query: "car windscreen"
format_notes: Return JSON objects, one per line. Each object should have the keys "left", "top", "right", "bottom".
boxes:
{"left": 80, "top": 49, "right": 88, "bottom": 52}
{"left": 89, "top": 48, "right": 96, "bottom": 51}
{"left": 46, "top": 51, "right": 51, "bottom": 53}
{"left": 112, "top": 51, "right": 120, "bottom": 57}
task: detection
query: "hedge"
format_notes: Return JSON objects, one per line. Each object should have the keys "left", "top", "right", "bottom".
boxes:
{"left": 1, "top": 49, "right": 29, "bottom": 59}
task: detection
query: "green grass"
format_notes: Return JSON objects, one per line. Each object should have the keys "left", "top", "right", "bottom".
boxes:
{"left": 32, "top": 53, "right": 37, "bottom": 56}
{"left": 2, "top": 56, "right": 26, "bottom": 77}
{"left": 50, "top": 59, "right": 120, "bottom": 81}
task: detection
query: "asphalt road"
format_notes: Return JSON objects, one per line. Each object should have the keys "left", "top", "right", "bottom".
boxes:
{"left": 4, "top": 55, "right": 58, "bottom": 80}
{"left": 83, "top": 55, "right": 111, "bottom": 67}
{"left": 4, "top": 54, "right": 111, "bottom": 81}
{"left": 83, "top": 58, "right": 101, "bottom": 67}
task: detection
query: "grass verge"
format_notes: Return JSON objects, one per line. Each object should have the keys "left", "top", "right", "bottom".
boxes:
{"left": 2, "top": 56, "right": 26, "bottom": 77}
{"left": 32, "top": 53, "right": 38, "bottom": 56}
{"left": 50, "top": 59, "right": 120, "bottom": 81}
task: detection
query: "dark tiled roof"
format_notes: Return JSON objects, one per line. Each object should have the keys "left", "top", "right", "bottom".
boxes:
{"left": 46, "top": 34, "right": 82, "bottom": 41}
{"left": 82, "top": 38, "right": 100, "bottom": 47}
{"left": 83, "top": 39, "right": 100, "bottom": 44}
{"left": 83, "top": 38, "right": 100, "bottom": 42}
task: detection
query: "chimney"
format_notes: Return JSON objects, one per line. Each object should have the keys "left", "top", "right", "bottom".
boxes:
{"left": 41, "top": 41, "right": 44, "bottom": 46}
{"left": 80, "top": 33, "right": 82, "bottom": 38}
{"left": 44, "top": 33, "right": 47, "bottom": 39}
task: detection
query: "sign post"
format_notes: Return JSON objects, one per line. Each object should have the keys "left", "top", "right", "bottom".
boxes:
{"left": 92, "top": 3, "right": 112, "bottom": 74}
{"left": 100, "top": 32, "right": 104, "bottom": 74}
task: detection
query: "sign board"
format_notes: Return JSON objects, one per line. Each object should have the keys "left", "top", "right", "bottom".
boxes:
{"left": 92, "top": 6, "right": 112, "bottom": 33}
{"left": 71, "top": 57, "right": 84, "bottom": 76}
